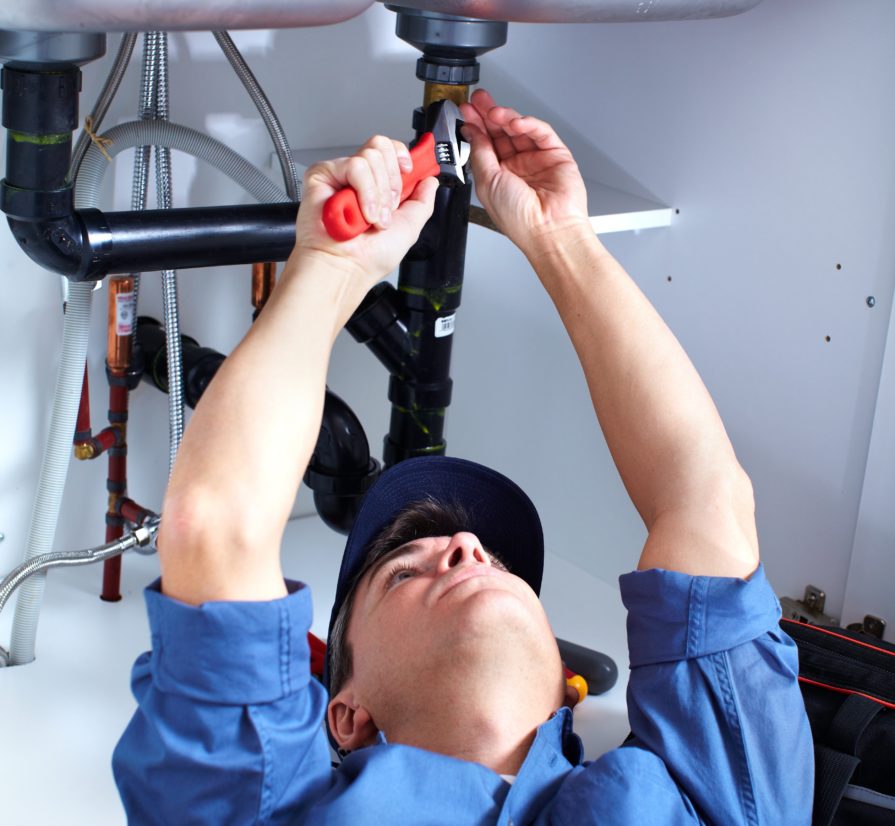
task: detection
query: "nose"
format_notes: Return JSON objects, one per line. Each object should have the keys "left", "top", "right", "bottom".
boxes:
{"left": 436, "top": 532, "right": 490, "bottom": 574}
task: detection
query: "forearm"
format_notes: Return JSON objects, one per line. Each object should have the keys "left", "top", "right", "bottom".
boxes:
{"left": 158, "top": 254, "right": 360, "bottom": 603}
{"left": 528, "top": 227, "right": 757, "bottom": 575}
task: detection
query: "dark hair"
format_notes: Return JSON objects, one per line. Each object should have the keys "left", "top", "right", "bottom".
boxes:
{"left": 327, "top": 497, "right": 477, "bottom": 698}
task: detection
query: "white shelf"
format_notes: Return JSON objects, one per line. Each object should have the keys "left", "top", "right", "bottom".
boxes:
{"left": 290, "top": 146, "right": 673, "bottom": 235}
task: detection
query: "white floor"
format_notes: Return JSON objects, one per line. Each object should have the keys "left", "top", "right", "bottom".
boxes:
{"left": 0, "top": 514, "right": 630, "bottom": 826}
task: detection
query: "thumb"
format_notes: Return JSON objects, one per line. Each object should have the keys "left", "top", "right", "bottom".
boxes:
{"left": 462, "top": 123, "right": 501, "bottom": 187}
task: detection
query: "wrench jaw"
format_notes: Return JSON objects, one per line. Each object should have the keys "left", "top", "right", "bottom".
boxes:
{"left": 429, "top": 99, "right": 470, "bottom": 186}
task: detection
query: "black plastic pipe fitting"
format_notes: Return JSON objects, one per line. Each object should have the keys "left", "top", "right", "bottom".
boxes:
{"left": 346, "top": 282, "right": 416, "bottom": 380}
{"left": 136, "top": 317, "right": 226, "bottom": 409}
{"left": 0, "top": 63, "right": 80, "bottom": 221}
{"left": 136, "top": 317, "right": 377, "bottom": 535}
{"left": 304, "top": 390, "right": 381, "bottom": 535}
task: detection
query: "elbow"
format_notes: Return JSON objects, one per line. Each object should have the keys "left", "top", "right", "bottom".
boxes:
{"left": 159, "top": 484, "right": 262, "bottom": 561}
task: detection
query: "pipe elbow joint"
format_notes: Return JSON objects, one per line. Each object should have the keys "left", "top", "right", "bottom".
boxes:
{"left": 305, "top": 390, "right": 380, "bottom": 535}
{"left": 6, "top": 210, "right": 102, "bottom": 281}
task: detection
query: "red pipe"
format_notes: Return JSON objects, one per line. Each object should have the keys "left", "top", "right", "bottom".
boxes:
{"left": 118, "top": 497, "right": 155, "bottom": 526}
{"left": 101, "top": 383, "right": 129, "bottom": 602}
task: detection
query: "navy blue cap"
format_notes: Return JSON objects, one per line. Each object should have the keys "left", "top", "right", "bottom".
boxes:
{"left": 324, "top": 455, "right": 544, "bottom": 689}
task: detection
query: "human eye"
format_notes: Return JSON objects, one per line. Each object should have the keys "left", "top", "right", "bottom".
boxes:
{"left": 382, "top": 561, "right": 418, "bottom": 591}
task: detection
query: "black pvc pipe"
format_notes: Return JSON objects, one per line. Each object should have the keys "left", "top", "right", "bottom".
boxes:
{"left": 136, "top": 317, "right": 377, "bottom": 535}
{"left": 304, "top": 390, "right": 380, "bottom": 535}
{"left": 346, "top": 282, "right": 416, "bottom": 380}
{"left": 8, "top": 203, "right": 299, "bottom": 281}
{"left": 380, "top": 104, "right": 471, "bottom": 467}
{"left": 136, "top": 317, "right": 225, "bottom": 409}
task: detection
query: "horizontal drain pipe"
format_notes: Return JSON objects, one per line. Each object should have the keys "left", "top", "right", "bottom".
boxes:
{"left": 7, "top": 202, "right": 299, "bottom": 281}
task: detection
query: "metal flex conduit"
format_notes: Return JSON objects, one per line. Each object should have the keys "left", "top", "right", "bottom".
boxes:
{"left": 151, "top": 31, "right": 186, "bottom": 475}
{"left": 129, "top": 31, "right": 162, "bottom": 355}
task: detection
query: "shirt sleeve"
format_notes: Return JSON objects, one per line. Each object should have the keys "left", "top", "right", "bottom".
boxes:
{"left": 619, "top": 564, "right": 813, "bottom": 826}
{"left": 112, "top": 580, "right": 333, "bottom": 825}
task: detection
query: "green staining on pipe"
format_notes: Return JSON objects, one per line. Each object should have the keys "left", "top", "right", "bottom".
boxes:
{"left": 9, "top": 131, "right": 70, "bottom": 146}
{"left": 392, "top": 403, "right": 446, "bottom": 437}
{"left": 398, "top": 283, "right": 461, "bottom": 312}
{"left": 414, "top": 443, "right": 446, "bottom": 455}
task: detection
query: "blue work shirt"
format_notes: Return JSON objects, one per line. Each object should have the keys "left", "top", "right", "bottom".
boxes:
{"left": 113, "top": 564, "right": 813, "bottom": 824}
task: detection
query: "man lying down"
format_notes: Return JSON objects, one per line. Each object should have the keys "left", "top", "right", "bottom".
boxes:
{"left": 113, "top": 90, "right": 813, "bottom": 824}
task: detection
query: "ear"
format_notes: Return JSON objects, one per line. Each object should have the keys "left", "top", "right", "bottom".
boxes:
{"left": 327, "top": 689, "right": 380, "bottom": 751}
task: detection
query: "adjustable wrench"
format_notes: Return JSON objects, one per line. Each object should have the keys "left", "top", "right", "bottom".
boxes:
{"left": 322, "top": 99, "right": 469, "bottom": 242}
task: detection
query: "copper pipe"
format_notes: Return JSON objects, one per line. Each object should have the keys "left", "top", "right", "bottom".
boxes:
{"left": 423, "top": 83, "right": 469, "bottom": 109}
{"left": 101, "top": 280, "right": 134, "bottom": 602}
{"left": 106, "top": 276, "right": 135, "bottom": 372}
{"left": 252, "top": 262, "right": 277, "bottom": 316}
{"left": 74, "top": 363, "right": 95, "bottom": 459}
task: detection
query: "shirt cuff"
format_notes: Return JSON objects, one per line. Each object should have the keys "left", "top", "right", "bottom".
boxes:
{"left": 144, "top": 578, "right": 313, "bottom": 704}
{"left": 619, "top": 563, "right": 781, "bottom": 668}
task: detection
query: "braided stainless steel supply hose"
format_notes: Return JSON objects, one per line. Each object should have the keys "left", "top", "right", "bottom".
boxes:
{"left": 128, "top": 31, "right": 161, "bottom": 350}
{"left": 0, "top": 517, "right": 160, "bottom": 667}
{"left": 152, "top": 32, "right": 185, "bottom": 476}
{"left": 69, "top": 32, "right": 138, "bottom": 183}
{"left": 213, "top": 31, "right": 300, "bottom": 202}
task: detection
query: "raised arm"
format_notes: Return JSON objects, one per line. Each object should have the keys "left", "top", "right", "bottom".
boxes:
{"left": 157, "top": 138, "right": 438, "bottom": 605}
{"left": 461, "top": 90, "right": 757, "bottom": 579}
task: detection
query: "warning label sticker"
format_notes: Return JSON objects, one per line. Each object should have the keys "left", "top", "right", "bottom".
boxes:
{"left": 434, "top": 314, "right": 456, "bottom": 339}
{"left": 116, "top": 292, "right": 136, "bottom": 336}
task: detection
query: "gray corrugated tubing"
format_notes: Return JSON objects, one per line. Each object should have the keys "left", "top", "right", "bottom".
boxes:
{"left": 8, "top": 281, "right": 94, "bottom": 665}
{"left": 76, "top": 118, "right": 288, "bottom": 205}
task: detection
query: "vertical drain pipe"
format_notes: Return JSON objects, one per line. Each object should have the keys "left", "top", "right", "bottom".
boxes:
{"left": 2, "top": 60, "right": 98, "bottom": 664}
{"left": 377, "top": 9, "right": 507, "bottom": 467}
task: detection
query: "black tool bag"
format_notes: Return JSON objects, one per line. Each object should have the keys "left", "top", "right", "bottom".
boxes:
{"left": 781, "top": 618, "right": 895, "bottom": 826}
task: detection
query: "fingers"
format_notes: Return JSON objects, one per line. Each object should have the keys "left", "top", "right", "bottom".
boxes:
{"left": 397, "top": 176, "right": 438, "bottom": 229}
{"left": 459, "top": 122, "right": 501, "bottom": 185}
{"left": 462, "top": 88, "right": 568, "bottom": 157}
{"left": 314, "top": 136, "right": 413, "bottom": 231}
{"left": 351, "top": 137, "right": 394, "bottom": 228}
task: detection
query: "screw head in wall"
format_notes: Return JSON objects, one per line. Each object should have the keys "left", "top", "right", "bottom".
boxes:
{"left": 866, "top": 296, "right": 876, "bottom": 308}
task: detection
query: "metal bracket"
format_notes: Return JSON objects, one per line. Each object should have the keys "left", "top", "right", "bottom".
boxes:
{"left": 780, "top": 585, "right": 839, "bottom": 626}
{"left": 846, "top": 615, "right": 887, "bottom": 640}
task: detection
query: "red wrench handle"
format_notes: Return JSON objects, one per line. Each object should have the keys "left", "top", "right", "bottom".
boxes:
{"left": 322, "top": 132, "right": 439, "bottom": 242}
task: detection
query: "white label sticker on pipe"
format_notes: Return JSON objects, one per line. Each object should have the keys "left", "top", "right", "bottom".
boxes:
{"left": 116, "top": 292, "right": 136, "bottom": 336}
{"left": 434, "top": 314, "right": 455, "bottom": 338}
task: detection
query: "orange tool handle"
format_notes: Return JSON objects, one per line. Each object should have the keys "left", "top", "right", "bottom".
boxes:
{"left": 322, "top": 132, "right": 440, "bottom": 242}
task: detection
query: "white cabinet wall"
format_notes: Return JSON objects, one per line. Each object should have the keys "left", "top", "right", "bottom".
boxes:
{"left": 0, "top": 1, "right": 893, "bottom": 821}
